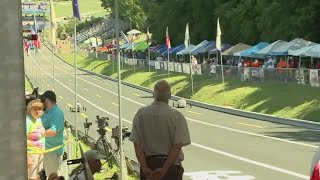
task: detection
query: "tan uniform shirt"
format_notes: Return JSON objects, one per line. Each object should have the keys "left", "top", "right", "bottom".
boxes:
{"left": 129, "top": 101, "right": 191, "bottom": 165}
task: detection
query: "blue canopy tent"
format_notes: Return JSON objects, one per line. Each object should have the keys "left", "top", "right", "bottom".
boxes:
{"left": 161, "top": 44, "right": 185, "bottom": 55}
{"left": 176, "top": 45, "right": 196, "bottom": 55}
{"left": 120, "top": 42, "right": 132, "bottom": 49}
{"left": 157, "top": 45, "right": 169, "bottom": 54}
{"left": 269, "top": 38, "right": 316, "bottom": 56}
{"left": 191, "top": 41, "right": 216, "bottom": 55}
{"left": 176, "top": 40, "right": 208, "bottom": 56}
{"left": 255, "top": 40, "right": 287, "bottom": 56}
{"left": 209, "top": 44, "right": 232, "bottom": 54}
{"left": 297, "top": 45, "right": 320, "bottom": 58}
{"left": 288, "top": 45, "right": 318, "bottom": 57}
{"left": 150, "top": 45, "right": 166, "bottom": 53}
{"left": 234, "top": 42, "right": 269, "bottom": 57}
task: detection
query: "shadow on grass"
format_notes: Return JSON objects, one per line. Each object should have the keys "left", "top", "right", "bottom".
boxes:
{"left": 226, "top": 81, "right": 320, "bottom": 121}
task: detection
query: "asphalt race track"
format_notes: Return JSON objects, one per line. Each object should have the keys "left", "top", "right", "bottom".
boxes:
{"left": 24, "top": 46, "right": 320, "bottom": 180}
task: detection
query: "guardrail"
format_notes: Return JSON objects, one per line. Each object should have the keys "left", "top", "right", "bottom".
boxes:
{"left": 51, "top": 49, "right": 320, "bottom": 131}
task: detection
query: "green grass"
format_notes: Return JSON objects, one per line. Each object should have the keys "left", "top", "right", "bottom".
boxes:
{"left": 54, "top": 0, "right": 110, "bottom": 18}
{"left": 57, "top": 48, "right": 320, "bottom": 122}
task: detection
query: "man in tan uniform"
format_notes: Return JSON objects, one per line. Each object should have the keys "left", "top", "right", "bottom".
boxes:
{"left": 130, "top": 80, "right": 191, "bottom": 180}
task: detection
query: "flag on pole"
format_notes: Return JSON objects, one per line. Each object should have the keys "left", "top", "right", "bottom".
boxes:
{"left": 32, "top": 15, "right": 40, "bottom": 51}
{"left": 216, "top": 18, "right": 222, "bottom": 51}
{"left": 50, "top": 0, "right": 57, "bottom": 46}
{"left": 166, "top": 26, "right": 171, "bottom": 49}
{"left": 146, "top": 27, "right": 151, "bottom": 43}
{"left": 184, "top": 23, "right": 189, "bottom": 48}
{"left": 72, "top": 0, "right": 81, "bottom": 20}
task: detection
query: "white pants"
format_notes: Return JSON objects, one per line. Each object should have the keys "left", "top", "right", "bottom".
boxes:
{"left": 44, "top": 153, "right": 62, "bottom": 176}
{"left": 28, "top": 154, "right": 44, "bottom": 179}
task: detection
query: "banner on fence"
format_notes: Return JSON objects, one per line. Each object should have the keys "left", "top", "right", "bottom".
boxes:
{"left": 310, "top": 69, "right": 319, "bottom": 87}
{"left": 164, "top": 62, "right": 168, "bottom": 71}
{"left": 296, "top": 70, "right": 305, "bottom": 85}
{"left": 196, "top": 64, "right": 202, "bottom": 75}
{"left": 149, "top": 60, "right": 155, "bottom": 67}
{"left": 182, "top": 63, "right": 190, "bottom": 74}
{"left": 168, "top": 62, "right": 175, "bottom": 72}
{"left": 154, "top": 61, "right": 161, "bottom": 70}
{"left": 175, "top": 63, "right": 182, "bottom": 72}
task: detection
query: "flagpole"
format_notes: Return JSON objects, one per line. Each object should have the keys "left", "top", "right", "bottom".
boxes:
{"left": 50, "top": 0, "right": 55, "bottom": 91}
{"left": 148, "top": 44, "right": 151, "bottom": 73}
{"left": 220, "top": 51, "right": 226, "bottom": 103}
{"left": 189, "top": 43, "right": 194, "bottom": 96}
{"left": 132, "top": 40, "right": 135, "bottom": 73}
{"left": 186, "top": 23, "right": 194, "bottom": 96}
{"left": 73, "top": 16, "right": 79, "bottom": 158}
{"left": 216, "top": 18, "right": 226, "bottom": 105}
{"left": 167, "top": 49, "right": 170, "bottom": 78}
{"left": 115, "top": 0, "right": 126, "bottom": 178}
{"left": 147, "top": 27, "right": 151, "bottom": 73}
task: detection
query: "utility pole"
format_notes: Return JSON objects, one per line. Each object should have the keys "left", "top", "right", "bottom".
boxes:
{"left": 0, "top": 0, "right": 28, "bottom": 179}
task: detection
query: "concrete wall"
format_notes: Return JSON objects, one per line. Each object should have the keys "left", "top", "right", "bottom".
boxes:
{"left": 0, "top": 0, "right": 27, "bottom": 179}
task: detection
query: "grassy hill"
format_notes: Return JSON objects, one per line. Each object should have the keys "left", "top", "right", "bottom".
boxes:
{"left": 54, "top": 0, "right": 110, "bottom": 18}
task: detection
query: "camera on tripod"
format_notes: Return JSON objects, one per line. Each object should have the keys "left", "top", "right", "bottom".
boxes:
{"left": 96, "top": 115, "right": 109, "bottom": 136}
{"left": 84, "top": 118, "right": 92, "bottom": 129}
{"left": 96, "top": 115, "right": 109, "bottom": 129}
{"left": 112, "top": 126, "right": 131, "bottom": 148}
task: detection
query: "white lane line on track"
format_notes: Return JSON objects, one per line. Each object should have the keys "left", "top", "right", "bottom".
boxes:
{"left": 38, "top": 49, "right": 319, "bottom": 149}
{"left": 30, "top": 54, "right": 309, "bottom": 179}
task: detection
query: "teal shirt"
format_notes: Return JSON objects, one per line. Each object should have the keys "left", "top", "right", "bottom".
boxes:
{"left": 42, "top": 104, "right": 65, "bottom": 155}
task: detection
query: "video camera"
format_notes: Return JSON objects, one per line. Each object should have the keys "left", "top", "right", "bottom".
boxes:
{"left": 96, "top": 115, "right": 109, "bottom": 136}
{"left": 84, "top": 118, "right": 92, "bottom": 129}
{"left": 25, "top": 87, "right": 40, "bottom": 105}
{"left": 96, "top": 115, "right": 109, "bottom": 129}
{"left": 112, "top": 126, "right": 131, "bottom": 148}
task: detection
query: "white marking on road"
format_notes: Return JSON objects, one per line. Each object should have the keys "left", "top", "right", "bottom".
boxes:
{"left": 67, "top": 103, "right": 73, "bottom": 108}
{"left": 105, "top": 82, "right": 109, "bottom": 85}
{"left": 191, "top": 142, "right": 309, "bottom": 179}
{"left": 96, "top": 94, "right": 102, "bottom": 98}
{"left": 186, "top": 117, "right": 317, "bottom": 148}
{"left": 59, "top": 96, "right": 63, "bottom": 99}
{"left": 32, "top": 56, "right": 309, "bottom": 179}
{"left": 84, "top": 88, "right": 89, "bottom": 91}
{"left": 184, "top": 171, "right": 255, "bottom": 180}
{"left": 38, "top": 49, "right": 319, "bottom": 149}
{"left": 132, "top": 93, "right": 140, "bottom": 97}
{"left": 237, "top": 122, "right": 264, "bottom": 129}
{"left": 80, "top": 113, "right": 88, "bottom": 118}
{"left": 47, "top": 84, "right": 50, "bottom": 87}
{"left": 112, "top": 102, "right": 119, "bottom": 106}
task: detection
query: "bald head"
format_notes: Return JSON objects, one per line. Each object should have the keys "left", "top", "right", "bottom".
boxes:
{"left": 154, "top": 80, "right": 171, "bottom": 103}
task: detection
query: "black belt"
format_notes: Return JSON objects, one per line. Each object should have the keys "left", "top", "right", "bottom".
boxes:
{"left": 146, "top": 155, "right": 182, "bottom": 167}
